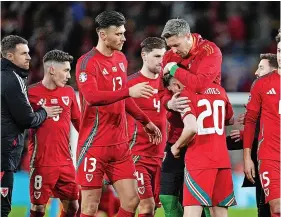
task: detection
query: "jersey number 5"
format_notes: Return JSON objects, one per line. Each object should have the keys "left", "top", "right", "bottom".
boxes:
{"left": 197, "top": 99, "right": 225, "bottom": 135}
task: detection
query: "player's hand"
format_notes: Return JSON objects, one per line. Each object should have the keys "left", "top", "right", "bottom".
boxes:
{"left": 41, "top": 99, "right": 63, "bottom": 118}
{"left": 230, "top": 130, "right": 242, "bottom": 142}
{"left": 235, "top": 113, "right": 245, "bottom": 125}
{"left": 244, "top": 158, "right": 256, "bottom": 184}
{"left": 129, "top": 82, "right": 154, "bottom": 99}
{"left": 163, "top": 62, "right": 177, "bottom": 75}
{"left": 167, "top": 92, "right": 191, "bottom": 112}
{"left": 144, "top": 122, "right": 162, "bottom": 145}
{"left": 171, "top": 144, "right": 180, "bottom": 158}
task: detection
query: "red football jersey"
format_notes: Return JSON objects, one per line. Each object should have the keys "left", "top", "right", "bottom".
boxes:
{"left": 167, "top": 111, "right": 183, "bottom": 144}
{"left": 246, "top": 71, "right": 280, "bottom": 161}
{"left": 126, "top": 72, "right": 167, "bottom": 158}
{"left": 162, "top": 33, "right": 222, "bottom": 93}
{"left": 28, "top": 82, "right": 80, "bottom": 167}
{"left": 181, "top": 83, "right": 234, "bottom": 170}
{"left": 75, "top": 48, "right": 131, "bottom": 165}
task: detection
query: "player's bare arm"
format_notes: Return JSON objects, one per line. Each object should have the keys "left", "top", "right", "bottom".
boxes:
{"left": 171, "top": 113, "right": 197, "bottom": 158}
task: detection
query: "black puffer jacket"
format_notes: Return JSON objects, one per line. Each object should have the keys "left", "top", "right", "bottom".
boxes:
{"left": 1, "top": 58, "right": 47, "bottom": 171}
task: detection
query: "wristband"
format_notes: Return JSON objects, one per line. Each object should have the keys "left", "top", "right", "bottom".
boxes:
{"left": 169, "top": 64, "right": 179, "bottom": 76}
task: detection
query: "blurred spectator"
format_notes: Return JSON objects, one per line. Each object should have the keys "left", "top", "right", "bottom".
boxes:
{"left": 1, "top": 1, "right": 279, "bottom": 91}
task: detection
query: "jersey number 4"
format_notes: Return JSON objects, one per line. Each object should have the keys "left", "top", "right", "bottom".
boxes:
{"left": 197, "top": 99, "right": 225, "bottom": 135}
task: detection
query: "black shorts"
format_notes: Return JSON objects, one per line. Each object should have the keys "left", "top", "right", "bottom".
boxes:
{"left": 160, "top": 142, "right": 186, "bottom": 198}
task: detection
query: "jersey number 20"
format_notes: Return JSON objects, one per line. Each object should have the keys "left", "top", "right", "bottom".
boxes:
{"left": 197, "top": 99, "right": 225, "bottom": 135}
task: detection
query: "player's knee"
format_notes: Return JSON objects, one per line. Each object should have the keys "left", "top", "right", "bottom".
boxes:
{"left": 270, "top": 203, "right": 280, "bottom": 214}
{"left": 139, "top": 199, "right": 155, "bottom": 214}
{"left": 123, "top": 194, "right": 140, "bottom": 211}
{"left": 67, "top": 200, "right": 79, "bottom": 214}
{"left": 31, "top": 204, "right": 46, "bottom": 213}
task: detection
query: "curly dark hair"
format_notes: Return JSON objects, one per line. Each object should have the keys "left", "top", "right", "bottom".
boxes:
{"left": 43, "top": 50, "right": 73, "bottom": 63}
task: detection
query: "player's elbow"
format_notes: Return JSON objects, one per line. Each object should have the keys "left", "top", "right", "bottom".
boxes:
{"left": 185, "top": 124, "right": 197, "bottom": 136}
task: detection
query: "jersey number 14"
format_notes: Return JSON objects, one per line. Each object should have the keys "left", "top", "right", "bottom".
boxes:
{"left": 197, "top": 99, "right": 225, "bottom": 135}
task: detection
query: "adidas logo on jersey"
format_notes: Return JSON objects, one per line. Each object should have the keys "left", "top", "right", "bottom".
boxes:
{"left": 266, "top": 88, "right": 276, "bottom": 95}
{"left": 102, "top": 68, "right": 109, "bottom": 75}
{"left": 204, "top": 88, "right": 221, "bottom": 95}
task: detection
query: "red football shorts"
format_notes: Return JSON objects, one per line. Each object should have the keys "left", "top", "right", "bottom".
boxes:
{"left": 77, "top": 143, "right": 136, "bottom": 188}
{"left": 183, "top": 168, "right": 236, "bottom": 207}
{"left": 133, "top": 155, "right": 162, "bottom": 207}
{"left": 259, "top": 159, "right": 280, "bottom": 203}
{"left": 30, "top": 164, "right": 79, "bottom": 204}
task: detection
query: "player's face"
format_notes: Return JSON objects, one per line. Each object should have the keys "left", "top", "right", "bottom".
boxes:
{"left": 165, "top": 34, "right": 192, "bottom": 58}
{"left": 255, "top": 59, "right": 272, "bottom": 78}
{"left": 143, "top": 48, "right": 166, "bottom": 74}
{"left": 167, "top": 77, "right": 184, "bottom": 94}
{"left": 51, "top": 62, "right": 71, "bottom": 87}
{"left": 7, "top": 44, "right": 31, "bottom": 70}
{"left": 104, "top": 25, "right": 126, "bottom": 51}
{"left": 277, "top": 41, "right": 281, "bottom": 68}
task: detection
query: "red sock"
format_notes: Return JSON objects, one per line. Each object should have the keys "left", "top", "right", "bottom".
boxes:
{"left": 271, "top": 213, "right": 280, "bottom": 217}
{"left": 138, "top": 214, "right": 154, "bottom": 217}
{"left": 30, "top": 210, "right": 45, "bottom": 217}
{"left": 116, "top": 207, "right": 135, "bottom": 217}
{"left": 80, "top": 214, "right": 95, "bottom": 217}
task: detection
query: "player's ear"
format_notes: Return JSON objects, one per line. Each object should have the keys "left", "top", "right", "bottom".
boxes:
{"left": 141, "top": 51, "right": 147, "bottom": 61}
{"left": 6, "top": 52, "right": 14, "bottom": 61}
{"left": 98, "top": 29, "right": 107, "bottom": 41}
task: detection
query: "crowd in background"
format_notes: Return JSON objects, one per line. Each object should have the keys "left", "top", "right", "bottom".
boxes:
{"left": 1, "top": 1, "right": 280, "bottom": 91}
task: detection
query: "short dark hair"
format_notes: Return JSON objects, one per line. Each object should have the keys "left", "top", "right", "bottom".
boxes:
{"left": 276, "top": 29, "right": 281, "bottom": 43}
{"left": 260, "top": 53, "right": 278, "bottom": 69}
{"left": 95, "top": 11, "right": 126, "bottom": 32}
{"left": 43, "top": 50, "right": 73, "bottom": 63}
{"left": 140, "top": 37, "right": 166, "bottom": 53}
{"left": 162, "top": 74, "right": 174, "bottom": 88}
{"left": 1, "top": 35, "right": 28, "bottom": 57}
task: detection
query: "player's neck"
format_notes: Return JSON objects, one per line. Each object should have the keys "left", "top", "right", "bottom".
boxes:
{"left": 140, "top": 65, "right": 159, "bottom": 79}
{"left": 278, "top": 67, "right": 281, "bottom": 75}
{"left": 96, "top": 42, "right": 114, "bottom": 57}
{"left": 42, "top": 76, "right": 57, "bottom": 90}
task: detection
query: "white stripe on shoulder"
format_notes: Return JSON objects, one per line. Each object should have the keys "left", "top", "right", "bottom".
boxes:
{"left": 13, "top": 71, "right": 32, "bottom": 109}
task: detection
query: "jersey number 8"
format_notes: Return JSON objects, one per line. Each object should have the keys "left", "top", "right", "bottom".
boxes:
{"left": 197, "top": 99, "right": 225, "bottom": 135}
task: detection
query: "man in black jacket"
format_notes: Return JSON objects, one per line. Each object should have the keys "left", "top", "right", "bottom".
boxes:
{"left": 227, "top": 53, "right": 278, "bottom": 217}
{"left": 1, "top": 35, "right": 63, "bottom": 217}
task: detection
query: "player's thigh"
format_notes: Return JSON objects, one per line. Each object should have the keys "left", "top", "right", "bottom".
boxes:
{"left": 183, "top": 206, "right": 203, "bottom": 217}
{"left": 29, "top": 167, "right": 59, "bottom": 204}
{"left": 80, "top": 188, "right": 103, "bottom": 210}
{"left": 259, "top": 160, "right": 280, "bottom": 203}
{"left": 106, "top": 143, "right": 136, "bottom": 184}
{"left": 212, "top": 169, "right": 236, "bottom": 207}
{"left": 113, "top": 178, "right": 139, "bottom": 206}
{"left": 76, "top": 147, "right": 107, "bottom": 188}
{"left": 160, "top": 171, "right": 184, "bottom": 196}
{"left": 54, "top": 164, "right": 79, "bottom": 201}
{"left": 183, "top": 168, "right": 217, "bottom": 207}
